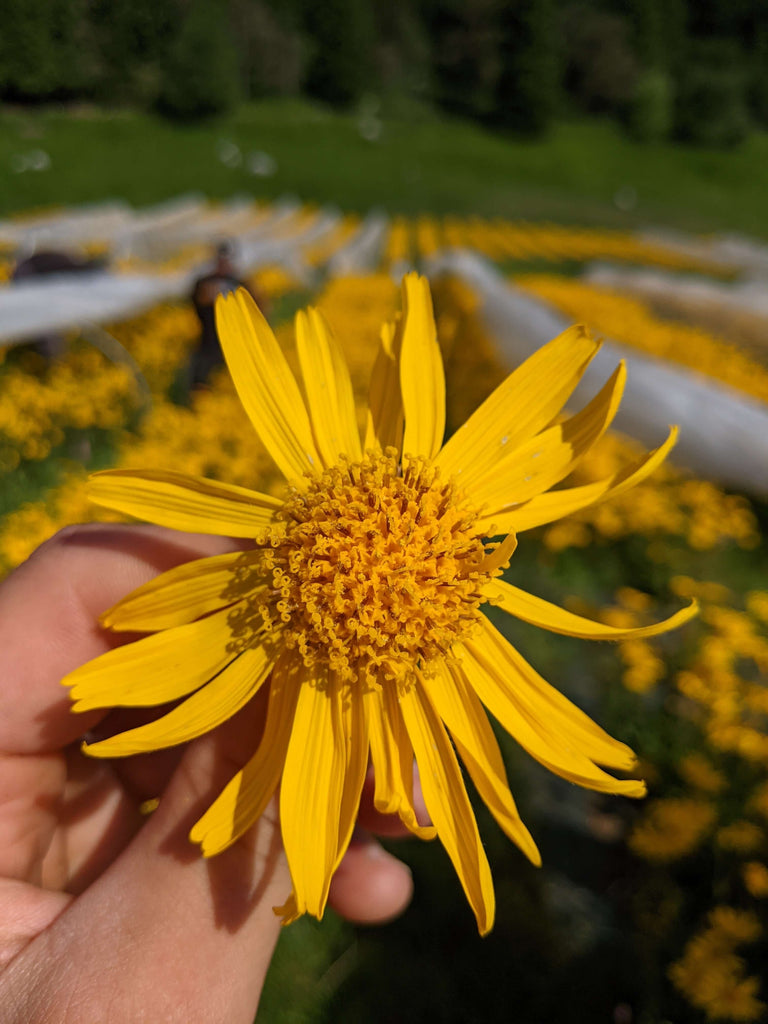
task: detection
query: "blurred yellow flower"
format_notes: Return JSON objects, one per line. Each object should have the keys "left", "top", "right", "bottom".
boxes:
{"left": 678, "top": 753, "right": 726, "bottom": 795}
{"left": 63, "top": 274, "right": 695, "bottom": 933}
{"left": 749, "top": 782, "right": 768, "bottom": 821}
{"left": 630, "top": 797, "right": 716, "bottom": 862}
{"left": 716, "top": 821, "right": 764, "bottom": 854}
{"left": 709, "top": 906, "right": 762, "bottom": 945}
{"left": 671, "top": 908, "right": 764, "bottom": 1022}
{"left": 746, "top": 591, "right": 768, "bottom": 626}
{"left": 743, "top": 861, "right": 768, "bottom": 899}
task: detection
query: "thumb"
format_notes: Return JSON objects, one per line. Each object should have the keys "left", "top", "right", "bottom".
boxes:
{"left": 3, "top": 699, "right": 290, "bottom": 1024}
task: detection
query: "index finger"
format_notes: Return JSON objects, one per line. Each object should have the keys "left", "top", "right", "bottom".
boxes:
{"left": 0, "top": 523, "right": 242, "bottom": 755}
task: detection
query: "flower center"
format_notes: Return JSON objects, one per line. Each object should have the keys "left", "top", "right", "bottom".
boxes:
{"left": 264, "top": 450, "right": 491, "bottom": 684}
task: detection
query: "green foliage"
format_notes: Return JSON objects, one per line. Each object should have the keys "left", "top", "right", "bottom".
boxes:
{"left": 89, "top": 0, "right": 177, "bottom": 106}
{"left": 156, "top": 0, "right": 241, "bottom": 120}
{"left": 230, "top": 0, "right": 306, "bottom": 98}
{"left": 749, "top": 25, "right": 768, "bottom": 129}
{"left": 675, "top": 43, "right": 751, "bottom": 148}
{"left": 0, "top": 0, "right": 95, "bottom": 101}
{"left": 0, "top": 0, "right": 767, "bottom": 144}
{"left": 370, "top": 0, "right": 432, "bottom": 103}
{"left": 560, "top": 4, "right": 640, "bottom": 114}
{"left": 426, "top": 0, "right": 503, "bottom": 120}
{"left": 626, "top": 0, "right": 666, "bottom": 68}
{"left": 493, "top": 0, "right": 559, "bottom": 136}
{"left": 301, "top": 0, "right": 375, "bottom": 106}
{"left": 625, "top": 0, "right": 687, "bottom": 74}
{"left": 625, "top": 69, "right": 674, "bottom": 142}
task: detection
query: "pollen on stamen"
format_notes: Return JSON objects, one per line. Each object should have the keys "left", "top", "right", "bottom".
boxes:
{"left": 260, "top": 449, "right": 510, "bottom": 684}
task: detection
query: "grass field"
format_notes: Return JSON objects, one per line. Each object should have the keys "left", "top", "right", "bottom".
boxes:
{"left": 2, "top": 98, "right": 768, "bottom": 236}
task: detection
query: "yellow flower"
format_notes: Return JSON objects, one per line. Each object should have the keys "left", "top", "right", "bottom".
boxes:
{"left": 62, "top": 274, "right": 696, "bottom": 934}
{"left": 749, "top": 781, "right": 768, "bottom": 820}
{"left": 716, "top": 821, "right": 764, "bottom": 854}
{"left": 708, "top": 906, "right": 762, "bottom": 945}
{"left": 746, "top": 591, "right": 768, "bottom": 626}
{"left": 705, "top": 976, "right": 766, "bottom": 1023}
{"left": 678, "top": 753, "right": 726, "bottom": 795}
{"left": 671, "top": 908, "right": 765, "bottom": 1022}
{"left": 630, "top": 797, "right": 716, "bottom": 862}
{"left": 743, "top": 861, "right": 768, "bottom": 899}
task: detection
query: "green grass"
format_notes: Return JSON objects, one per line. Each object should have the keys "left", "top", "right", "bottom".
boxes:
{"left": 2, "top": 99, "right": 768, "bottom": 236}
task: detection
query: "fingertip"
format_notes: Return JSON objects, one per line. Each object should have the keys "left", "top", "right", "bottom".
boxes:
{"left": 328, "top": 833, "right": 414, "bottom": 926}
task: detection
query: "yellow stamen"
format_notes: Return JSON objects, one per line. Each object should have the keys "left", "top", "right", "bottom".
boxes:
{"left": 265, "top": 449, "right": 493, "bottom": 684}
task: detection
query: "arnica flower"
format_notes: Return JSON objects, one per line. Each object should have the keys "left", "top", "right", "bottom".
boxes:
{"left": 63, "top": 274, "right": 696, "bottom": 934}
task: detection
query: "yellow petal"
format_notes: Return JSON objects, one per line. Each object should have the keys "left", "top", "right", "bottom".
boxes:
{"left": 424, "top": 661, "right": 541, "bottom": 866}
{"left": 190, "top": 652, "right": 300, "bottom": 856}
{"left": 65, "top": 604, "right": 239, "bottom": 711}
{"left": 280, "top": 667, "right": 346, "bottom": 919}
{"left": 484, "top": 578, "right": 698, "bottom": 641}
{"left": 468, "top": 362, "right": 626, "bottom": 509}
{"left": 102, "top": 550, "right": 265, "bottom": 632}
{"left": 476, "top": 426, "right": 678, "bottom": 534}
{"left": 216, "top": 289, "right": 321, "bottom": 481}
{"left": 295, "top": 307, "right": 362, "bottom": 465}
{"left": 368, "top": 682, "right": 436, "bottom": 840}
{"left": 399, "top": 273, "right": 446, "bottom": 460}
{"left": 82, "top": 639, "right": 276, "bottom": 757}
{"left": 331, "top": 679, "right": 370, "bottom": 874}
{"left": 469, "top": 618, "right": 638, "bottom": 771}
{"left": 88, "top": 469, "right": 283, "bottom": 538}
{"left": 462, "top": 626, "right": 646, "bottom": 794}
{"left": 400, "top": 676, "right": 495, "bottom": 935}
{"left": 364, "top": 319, "right": 404, "bottom": 454}
{"left": 436, "top": 325, "right": 599, "bottom": 479}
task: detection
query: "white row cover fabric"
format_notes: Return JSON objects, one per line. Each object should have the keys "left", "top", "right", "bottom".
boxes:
{"left": 427, "top": 249, "right": 768, "bottom": 498}
{"left": 585, "top": 262, "right": 768, "bottom": 320}
{"left": 0, "top": 270, "right": 189, "bottom": 343}
{"left": 0, "top": 196, "right": 208, "bottom": 255}
{"left": 637, "top": 227, "right": 768, "bottom": 277}
{"left": 0, "top": 203, "right": 340, "bottom": 344}
{"left": 327, "top": 212, "right": 388, "bottom": 277}
{"left": 0, "top": 200, "right": 132, "bottom": 250}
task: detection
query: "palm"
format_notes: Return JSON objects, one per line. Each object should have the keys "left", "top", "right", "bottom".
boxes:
{"left": 38, "top": 746, "right": 183, "bottom": 893}
{"left": 0, "top": 525, "right": 413, "bottom": 1022}
{"left": 0, "top": 702, "right": 191, "bottom": 966}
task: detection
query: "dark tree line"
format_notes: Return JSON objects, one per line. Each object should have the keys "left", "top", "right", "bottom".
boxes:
{"left": 0, "top": 0, "right": 766, "bottom": 146}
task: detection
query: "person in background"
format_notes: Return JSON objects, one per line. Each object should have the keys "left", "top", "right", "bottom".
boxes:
{"left": 190, "top": 240, "right": 265, "bottom": 388}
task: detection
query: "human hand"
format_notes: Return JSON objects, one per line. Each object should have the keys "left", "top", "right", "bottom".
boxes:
{"left": 0, "top": 524, "right": 415, "bottom": 1023}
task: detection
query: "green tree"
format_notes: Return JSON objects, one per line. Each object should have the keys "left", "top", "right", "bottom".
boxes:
{"left": 625, "top": 69, "right": 674, "bottom": 141}
{"left": 674, "top": 40, "right": 750, "bottom": 148}
{"left": 561, "top": 4, "right": 639, "bottom": 115}
{"left": 371, "top": 0, "right": 432, "bottom": 104}
{"left": 301, "top": 0, "right": 375, "bottom": 106}
{"left": 157, "top": 0, "right": 240, "bottom": 120}
{"left": 0, "top": 0, "right": 95, "bottom": 101}
{"left": 748, "top": 3, "right": 768, "bottom": 127}
{"left": 230, "top": 0, "right": 306, "bottom": 98}
{"left": 493, "top": 0, "right": 559, "bottom": 136}
{"left": 424, "top": 0, "right": 502, "bottom": 120}
{"left": 90, "top": 0, "right": 177, "bottom": 106}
